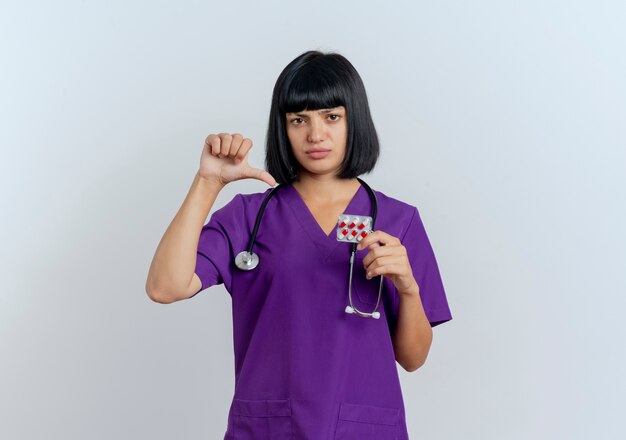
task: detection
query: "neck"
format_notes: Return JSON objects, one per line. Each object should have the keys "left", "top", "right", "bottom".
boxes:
{"left": 291, "top": 174, "right": 361, "bottom": 204}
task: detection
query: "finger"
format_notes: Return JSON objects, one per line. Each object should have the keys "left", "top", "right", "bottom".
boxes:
{"left": 362, "top": 245, "right": 399, "bottom": 267}
{"left": 229, "top": 133, "right": 244, "bottom": 156}
{"left": 365, "top": 255, "right": 403, "bottom": 273}
{"left": 366, "top": 259, "right": 404, "bottom": 279}
{"left": 219, "top": 133, "right": 233, "bottom": 157}
{"left": 234, "top": 138, "right": 253, "bottom": 163}
{"left": 206, "top": 134, "right": 221, "bottom": 156}
{"left": 248, "top": 166, "right": 277, "bottom": 187}
{"left": 357, "top": 230, "right": 399, "bottom": 250}
{"left": 265, "top": 172, "right": 278, "bottom": 187}
{"left": 364, "top": 241, "right": 382, "bottom": 251}
{"left": 356, "top": 230, "right": 383, "bottom": 250}
{"left": 357, "top": 230, "right": 382, "bottom": 250}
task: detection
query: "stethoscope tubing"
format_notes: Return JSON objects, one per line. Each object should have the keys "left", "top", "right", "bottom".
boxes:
{"left": 236, "top": 177, "right": 383, "bottom": 319}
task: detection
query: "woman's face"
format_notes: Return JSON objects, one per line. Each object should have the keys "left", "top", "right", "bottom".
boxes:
{"left": 285, "top": 105, "right": 347, "bottom": 178}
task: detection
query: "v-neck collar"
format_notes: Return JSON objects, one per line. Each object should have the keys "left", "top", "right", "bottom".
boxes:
{"left": 284, "top": 182, "right": 369, "bottom": 260}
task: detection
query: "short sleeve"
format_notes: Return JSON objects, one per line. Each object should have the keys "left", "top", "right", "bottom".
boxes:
{"left": 191, "top": 193, "right": 244, "bottom": 297}
{"left": 397, "top": 206, "right": 453, "bottom": 327}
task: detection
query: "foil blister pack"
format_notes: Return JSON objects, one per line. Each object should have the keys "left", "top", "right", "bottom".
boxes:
{"left": 336, "top": 214, "right": 373, "bottom": 243}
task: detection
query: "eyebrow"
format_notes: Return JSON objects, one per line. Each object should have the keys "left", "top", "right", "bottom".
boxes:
{"left": 286, "top": 107, "right": 343, "bottom": 117}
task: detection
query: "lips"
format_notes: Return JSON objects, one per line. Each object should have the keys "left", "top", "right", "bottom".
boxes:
{"left": 306, "top": 149, "right": 331, "bottom": 159}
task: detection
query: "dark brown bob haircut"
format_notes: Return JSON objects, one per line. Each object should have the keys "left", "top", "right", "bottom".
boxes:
{"left": 264, "top": 50, "right": 380, "bottom": 185}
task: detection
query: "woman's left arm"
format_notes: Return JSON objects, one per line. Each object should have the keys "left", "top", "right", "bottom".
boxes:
{"left": 357, "top": 230, "right": 433, "bottom": 372}
{"left": 392, "top": 281, "right": 432, "bottom": 372}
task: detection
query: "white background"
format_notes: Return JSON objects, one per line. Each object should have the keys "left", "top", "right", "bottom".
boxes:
{"left": 1, "top": 1, "right": 625, "bottom": 438}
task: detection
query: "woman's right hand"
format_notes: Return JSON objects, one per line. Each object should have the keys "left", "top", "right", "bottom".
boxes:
{"left": 198, "top": 133, "right": 277, "bottom": 188}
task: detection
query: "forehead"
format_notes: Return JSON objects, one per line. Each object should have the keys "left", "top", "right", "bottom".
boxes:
{"left": 285, "top": 106, "right": 345, "bottom": 116}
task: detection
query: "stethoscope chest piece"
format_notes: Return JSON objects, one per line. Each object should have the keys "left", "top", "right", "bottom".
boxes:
{"left": 235, "top": 251, "right": 259, "bottom": 270}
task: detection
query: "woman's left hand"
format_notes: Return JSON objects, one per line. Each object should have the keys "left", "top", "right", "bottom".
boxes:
{"left": 356, "top": 230, "right": 418, "bottom": 294}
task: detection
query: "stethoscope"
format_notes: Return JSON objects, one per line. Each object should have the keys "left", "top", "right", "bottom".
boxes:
{"left": 234, "top": 177, "right": 383, "bottom": 319}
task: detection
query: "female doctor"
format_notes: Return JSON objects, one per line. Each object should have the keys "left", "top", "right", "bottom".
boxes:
{"left": 146, "top": 50, "right": 452, "bottom": 439}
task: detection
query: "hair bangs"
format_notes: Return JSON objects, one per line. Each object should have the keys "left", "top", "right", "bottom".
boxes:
{"left": 279, "top": 66, "right": 347, "bottom": 114}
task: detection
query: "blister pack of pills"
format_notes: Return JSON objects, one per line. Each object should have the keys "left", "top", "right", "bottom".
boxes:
{"left": 336, "top": 214, "right": 373, "bottom": 243}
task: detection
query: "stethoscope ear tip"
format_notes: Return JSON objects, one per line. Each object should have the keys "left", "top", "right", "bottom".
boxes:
{"left": 345, "top": 306, "right": 380, "bottom": 319}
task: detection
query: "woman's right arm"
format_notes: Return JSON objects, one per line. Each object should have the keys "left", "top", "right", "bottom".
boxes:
{"left": 145, "top": 172, "right": 224, "bottom": 303}
{"left": 145, "top": 133, "right": 276, "bottom": 304}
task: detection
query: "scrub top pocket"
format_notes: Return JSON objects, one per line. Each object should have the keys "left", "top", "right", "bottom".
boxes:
{"left": 334, "top": 402, "right": 400, "bottom": 440}
{"left": 229, "top": 398, "right": 293, "bottom": 439}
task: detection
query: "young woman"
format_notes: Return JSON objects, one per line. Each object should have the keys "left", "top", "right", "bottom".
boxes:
{"left": 146, "top": 50, "right": 453, "bottom": 439}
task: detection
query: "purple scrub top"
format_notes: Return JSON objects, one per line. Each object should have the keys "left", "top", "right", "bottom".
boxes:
{"left": 193, "top": 182, "right": 452, "bottom": 439}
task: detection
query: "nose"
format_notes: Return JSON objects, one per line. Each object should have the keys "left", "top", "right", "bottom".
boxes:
{"left": 307, "top": 116, "right": 325, "bottom": 143}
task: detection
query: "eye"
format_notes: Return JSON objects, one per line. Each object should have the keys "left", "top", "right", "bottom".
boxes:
{"left": 290, "top": 117, "right": 304, "bottom": 125}
{"left": 328, "top": 114, "right": 341, "bottom": 121}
